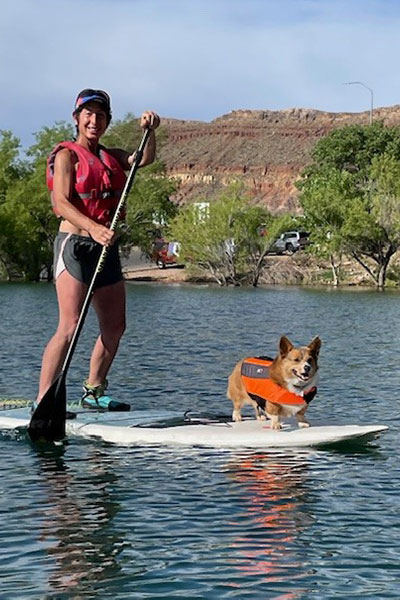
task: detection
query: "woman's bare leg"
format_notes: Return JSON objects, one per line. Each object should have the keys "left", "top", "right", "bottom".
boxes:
{"left": 86, "top": 281, "right": 126, "bottom": 387}
{"left": 36, "top": 271, "right": 87, "bottom": 402}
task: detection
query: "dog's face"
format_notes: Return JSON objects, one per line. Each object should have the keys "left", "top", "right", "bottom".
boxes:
{"left": 277, "top": 336, "right": 321, "bottom": 390}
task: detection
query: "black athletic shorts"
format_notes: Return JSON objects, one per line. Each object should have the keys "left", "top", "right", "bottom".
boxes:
{"left": 53, "top": 232, "right": 123, "bottom": 288}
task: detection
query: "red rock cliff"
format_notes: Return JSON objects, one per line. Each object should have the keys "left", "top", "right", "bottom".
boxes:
{"left": 158, "top": 106, "right": 400, "bottom": 212}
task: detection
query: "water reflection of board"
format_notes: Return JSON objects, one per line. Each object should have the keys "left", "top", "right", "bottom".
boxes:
{"left": 0, "top": 408, "right": 388, "bottom": 448}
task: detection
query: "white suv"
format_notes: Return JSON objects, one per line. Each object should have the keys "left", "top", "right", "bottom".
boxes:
{"left": 270, "top": 231, "right": 310, "bottom": 255}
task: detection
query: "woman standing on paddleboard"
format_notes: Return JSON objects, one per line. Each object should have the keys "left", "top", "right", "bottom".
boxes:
{"left": 36, "top": 89, "right": 159, "bottom": 411}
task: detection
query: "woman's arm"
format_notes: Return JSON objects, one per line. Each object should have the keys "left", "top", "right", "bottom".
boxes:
{"left": 109, "top": 110, "right": 160, "bottom": 170}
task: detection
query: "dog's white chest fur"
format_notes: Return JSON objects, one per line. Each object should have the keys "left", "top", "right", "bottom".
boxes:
{"left": 287, "top": 372, "right": 318, "bottom": 396}
{"left": 280, "top": 374, "right": 319, "bottom": 417}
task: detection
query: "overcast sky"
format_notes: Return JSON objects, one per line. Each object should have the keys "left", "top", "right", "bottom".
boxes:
{"left": 1, "top": 0, "right": 400, "bottom": 147}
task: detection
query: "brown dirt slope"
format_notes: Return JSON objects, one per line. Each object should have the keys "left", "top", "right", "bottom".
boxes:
{"left": 158, "top": 106, "right": 400, "bottom": 212}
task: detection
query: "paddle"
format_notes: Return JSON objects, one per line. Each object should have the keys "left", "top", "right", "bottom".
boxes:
{"left": 28, "top": 127, "right": 151, "bottom": 442}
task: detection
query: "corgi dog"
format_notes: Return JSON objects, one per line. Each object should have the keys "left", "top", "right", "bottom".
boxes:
{"left": 227, "top": 336, "right": 321, "bottom": 429}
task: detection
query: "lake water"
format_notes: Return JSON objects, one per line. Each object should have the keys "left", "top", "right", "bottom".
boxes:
{"left": 0, "top": 281, "right": 399, "bottom": 599}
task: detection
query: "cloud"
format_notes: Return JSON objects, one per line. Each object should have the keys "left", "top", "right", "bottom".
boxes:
{"left": 1, "top": 0, "right": 400, "bottom": 147}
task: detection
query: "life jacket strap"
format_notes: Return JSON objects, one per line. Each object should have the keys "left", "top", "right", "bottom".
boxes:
{"left": 77, "top": 191, "right": 120, "bottom": 200}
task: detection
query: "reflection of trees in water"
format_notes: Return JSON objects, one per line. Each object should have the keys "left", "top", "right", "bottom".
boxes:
{"left": 226, "top": 451, "right": 315, "bottom": 593}
{"left": 34, "top": 443, "right": 126, "bottom": 597}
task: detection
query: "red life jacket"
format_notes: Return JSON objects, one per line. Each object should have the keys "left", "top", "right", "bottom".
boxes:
{"left": 47, "top": 141, "right": 127, "bottom": 226}
{"left": 241, "top": 357, "right": 317, "bottom": 407}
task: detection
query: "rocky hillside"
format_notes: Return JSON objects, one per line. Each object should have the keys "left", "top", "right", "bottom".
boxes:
{"left": 158, "top": 105, "right": 400, "bottom": 212}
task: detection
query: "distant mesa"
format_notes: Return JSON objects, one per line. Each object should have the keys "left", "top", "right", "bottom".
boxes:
{"left": 158, "top": 105, "right": 400, "bottom": 212}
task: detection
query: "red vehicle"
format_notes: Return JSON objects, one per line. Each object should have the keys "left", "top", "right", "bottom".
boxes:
{"left": 152, "top": 238, "right": 180, "bottom": 269}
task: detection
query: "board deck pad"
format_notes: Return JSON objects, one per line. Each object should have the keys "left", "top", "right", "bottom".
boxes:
{"left": 0, "top": 406, "right": 389, "bottom": 448}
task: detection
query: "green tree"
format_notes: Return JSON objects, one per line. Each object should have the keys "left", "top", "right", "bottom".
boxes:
{"left": 102, "top": 113, "right": 168, "bottom": 152}
{"left": 233, "top": 206, "right": 295, "bottom": 286}
{"left": 0, "top": 122, "right": 74, "bottom": 280}
{"left": 341, "top": 153, "right": 400, "bottom": 289}
{"left": 0, "top": 130, "right": 28, "bottom": 203}
{"left": 27, "top": 121, "right": 74, "bottom": 161}
{"left": 0, "top": 131, "right": 30, "bottom": 279}
{"left": 167, "top": 190, "right": 241, "bottom": 286}
{"left": 298, "top": 122, "right": 400, "bottom": 289}
{"left": 168, "top": 184, "right": 291, "bottom": 286}
{"left": 308, "top": 121, "right": 400, "bottom": 178}
{"left": 299, "top": 167, "right": 357, "bottom": 285}
{"left": 122, "top": 162, "right": 178, "bottom": 258}
{"left": 102, "top": 113, "right": 142, "bottom": 150}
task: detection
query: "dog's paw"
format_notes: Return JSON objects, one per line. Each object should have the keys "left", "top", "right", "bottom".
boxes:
{"left": 270, "top": 422, "right": 282, "bottom": 430}
{"left": 256, "top": 414, "right": 267, "bottom": 421}
{"left": 298, "top": 421, "right": 310, "bottom": 428}
{"left": 232, "top": 412, "right": 242, "bottom": 422}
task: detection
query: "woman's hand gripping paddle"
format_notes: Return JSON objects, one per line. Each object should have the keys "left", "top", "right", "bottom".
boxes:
{"left": 28, "top": 128, "right": 151, "bottom": 443}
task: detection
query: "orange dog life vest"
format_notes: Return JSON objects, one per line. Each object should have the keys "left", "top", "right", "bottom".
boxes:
{"left": 241, "top": 357, "right": 317, "bottom": 408}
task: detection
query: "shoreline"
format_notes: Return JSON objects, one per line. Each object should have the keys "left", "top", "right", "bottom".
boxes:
{"left": 122, "top": 254, "right": 400, "bottom": 290}
{"left": 123, "top": 264, "right": 191, "bottom": 284}
{"left": 2, "top": 255, "right": 397, "bottom": 289}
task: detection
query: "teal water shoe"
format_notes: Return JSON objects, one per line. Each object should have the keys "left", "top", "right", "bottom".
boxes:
{"left": 81, "top": 380, "right": 130, "bottom": 412}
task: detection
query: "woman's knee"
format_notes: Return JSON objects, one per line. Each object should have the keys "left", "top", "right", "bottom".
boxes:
{"left": 101, "top": 317, "right": 126, "bottom": 343}
{"left": 113, "top": 317, "right": 126, "bottom": 340}
{"left": 55, "top": 317, "right": 80, "bottom": 342}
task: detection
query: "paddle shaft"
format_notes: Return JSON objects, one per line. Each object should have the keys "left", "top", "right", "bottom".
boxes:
{"left": 58, "top": 127, "right": 151, "bottom": 383}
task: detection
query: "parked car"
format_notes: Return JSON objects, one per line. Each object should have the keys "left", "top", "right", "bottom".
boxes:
{"left": 269, "top": 231, "right": 310, "bottom": 255}
{"left": 151, "top": 238, "right": 180, "bottom": 268}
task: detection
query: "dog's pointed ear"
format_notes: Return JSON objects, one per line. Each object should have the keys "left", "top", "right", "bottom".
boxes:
{"left": 279, "top": 336, "right": 294, "bottom": 357}
{"left": 308, "top": 336, "right": 321, "bottom": 357}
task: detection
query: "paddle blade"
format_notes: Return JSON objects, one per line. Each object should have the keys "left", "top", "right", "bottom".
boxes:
{"left": 28, "top": 374, "right": 67, "bottom": 442}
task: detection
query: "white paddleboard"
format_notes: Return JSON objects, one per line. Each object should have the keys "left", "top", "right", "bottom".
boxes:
{"left": 0, "top": 408, "right": 388, "bottom": 448}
